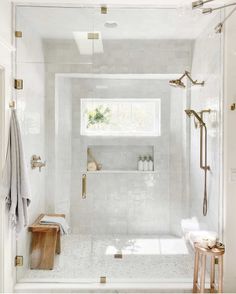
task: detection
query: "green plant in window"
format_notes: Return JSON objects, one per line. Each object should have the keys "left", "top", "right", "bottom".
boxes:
{"left": 87, "top": 105, "right": 111, "bottom": 128}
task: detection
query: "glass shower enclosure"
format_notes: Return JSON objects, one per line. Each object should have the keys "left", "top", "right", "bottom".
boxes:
{"left": 14, "top": 4, "right": 223, "bottom": 285}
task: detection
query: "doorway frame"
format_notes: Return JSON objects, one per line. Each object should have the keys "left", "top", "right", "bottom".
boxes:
{"left": 0, "top": 65, "right": 6, "bottom": 294}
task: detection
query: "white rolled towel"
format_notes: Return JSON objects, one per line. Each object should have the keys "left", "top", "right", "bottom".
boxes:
{"left": 181, "top": 217, "right": 200, "bottom": 236}
{"left": 181, "top": 217, "right": 218, "bottom": 248}
{"left": 40, "top": 215, "right": 70, "bottom": 235}
{"left": 188, "top": 230, "right": 218, "bottom": 248}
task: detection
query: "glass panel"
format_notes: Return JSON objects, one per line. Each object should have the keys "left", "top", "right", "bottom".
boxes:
{"left": 14, "top": 4, "right": 223, "bottom": 286}
{"left": 15, "top": 5, "right": 96, "bottom": 283}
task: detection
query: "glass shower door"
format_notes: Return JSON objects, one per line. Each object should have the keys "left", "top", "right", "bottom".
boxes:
{"left": 15, "top": 5, "right": 96, "bottom": 282}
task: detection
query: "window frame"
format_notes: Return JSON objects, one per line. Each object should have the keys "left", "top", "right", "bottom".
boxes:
{"left": 80, "top": 98, "right": 161, "bottom": 137}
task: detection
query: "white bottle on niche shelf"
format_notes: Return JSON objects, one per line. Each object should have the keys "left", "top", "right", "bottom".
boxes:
{"left": 138, "top": 156, "right": 144, "bottom": 171}
{"left": 143, "top": 156, "right": 148, "bottom": 171}
{"left": 148, "top": 155, "right": 154, "bottom": 171}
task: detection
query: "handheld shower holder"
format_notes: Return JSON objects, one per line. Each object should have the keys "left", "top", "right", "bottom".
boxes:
{"left": 185, "top": 108, "right": 211, "bottom": 216}
{"left": 194, "top": 109, "right": 211, "bottom": 129}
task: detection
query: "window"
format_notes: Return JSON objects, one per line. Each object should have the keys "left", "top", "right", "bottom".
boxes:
{"left": 81, "top": 98, "right": 161, "bottom": 137}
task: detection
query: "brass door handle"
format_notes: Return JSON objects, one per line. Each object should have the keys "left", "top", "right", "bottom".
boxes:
{"left": 82, "top": 174, "right": 87, "bottom": 199}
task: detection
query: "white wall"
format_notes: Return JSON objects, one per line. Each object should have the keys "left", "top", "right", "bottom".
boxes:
{"left": 70, "top": 78, "right": 173, "bottom": 235}
{"left": 223, "top": 10, "right": 236, "bottom": 292}
{"left": 54, "top": 76, "right": 72, "bottom": 217}
{"left": 0, "top": 0, "right": 15, "bottom": 293}
{"left": 43, "top": 38, "right": 192, "bottom": 236}
{"left": 190, "top": 14, "right": 222, "bottom": 233}
{"left": 169, "top": 86, "right": 190, "bottom": 235}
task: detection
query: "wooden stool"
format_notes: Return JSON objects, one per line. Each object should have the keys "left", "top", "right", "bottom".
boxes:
{"left": 28, "top": 213, "right": 65, "bottom": 270}
{"left": 193, "top": 242, "right": 225, "bottom": 293}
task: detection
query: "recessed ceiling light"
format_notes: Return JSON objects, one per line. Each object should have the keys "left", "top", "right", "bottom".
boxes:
{"left": 104, "top": 21, "right": 118, "bottom": 28}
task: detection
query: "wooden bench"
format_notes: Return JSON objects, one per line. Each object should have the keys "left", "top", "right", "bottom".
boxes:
{"left": 28, "top": 213, "right": 65, "bottom": 270}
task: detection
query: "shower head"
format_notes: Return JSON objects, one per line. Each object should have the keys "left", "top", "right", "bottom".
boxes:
{"left": 169, "top": 71, "right": 205, "bottom": 89}
{"left": 185, "top": 109, "right": 193, "bottom": 117}
{"left": 185, "top": 109, "right": 205, "bottom": 126}
{"left": 193, "top": 1, "right": 236, "bottom": 34}
{"left": 192, "top": 0, "right": 204, "bottom": 9}
{"left": 202, "top": 7, "right": 213, "bottom": 14}
{"left": 169, "top": 79, "right": 186, "bottom": 88}
{"left": 192, "top": 0, "right": 215, "bottom": 9}
{"left": 201, "top": 2, "right": 236, "bottom": 14}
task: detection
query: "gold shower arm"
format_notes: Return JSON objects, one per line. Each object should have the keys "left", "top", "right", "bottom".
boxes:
{"left": 185, "top": 71, "right": 205, "bottom": 86}
{"left": 199, "top": 110, "right": 211, "bottom": 171}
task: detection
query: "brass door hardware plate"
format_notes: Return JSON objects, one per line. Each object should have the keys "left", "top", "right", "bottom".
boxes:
{"left": 31, "top": 154, "right": 46, "bottom": 172}
{"left": 87, "top": 32, "right": 99, "bottom": 40}
{"left": 215, "top": 258, "right": 219, "bottom": 265}
{"left": 82, "top": 174, "right": 87, "bottom": 199}
{"left": 15, "top": 31, "right": 22, "bottom": 38}
{"left": 100, "top": 276, "right": 106, "bottom": 284}
{"left": 101, "top": 6, "right": 108, "bottom": 14}
{"left": 14, "top": 79, "right": 23, "bottom": 90}
{"left": 231, "top": 103, "right": 236, "bottom": 111}
{"left": 15, "top": 256, "right": 23, "bottom": 266}
{"left": 114, "top": 252, "right": 123, "bottom": 259}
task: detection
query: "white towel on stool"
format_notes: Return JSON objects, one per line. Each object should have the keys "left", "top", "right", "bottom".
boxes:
{"left": 40, "top": 216, "right": 70, "bottom": 235}
{"left": 181, "top": 217, "right": 200, "bottom": 236}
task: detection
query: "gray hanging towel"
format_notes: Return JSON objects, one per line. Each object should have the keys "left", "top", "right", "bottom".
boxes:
{"left": 1, "top": 109, "right": 31, "bottom": 233}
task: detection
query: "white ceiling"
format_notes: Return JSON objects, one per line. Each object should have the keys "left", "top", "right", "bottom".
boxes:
{"left": 17, "top": 4, "right": 220, "bottom": 40}
{"left": 13, "top": 0, "right": 227, "bottom": 5}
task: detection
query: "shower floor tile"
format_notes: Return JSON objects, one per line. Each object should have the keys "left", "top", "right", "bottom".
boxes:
{"left": 20, "top": 234, "right": 194, "bottom": 282}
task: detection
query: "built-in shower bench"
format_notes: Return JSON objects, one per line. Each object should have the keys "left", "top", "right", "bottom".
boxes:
{"left": 28, "top": 213, "right": 65, "bottom": 270}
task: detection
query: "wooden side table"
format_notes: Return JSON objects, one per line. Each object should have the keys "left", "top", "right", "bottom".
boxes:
{"left": 193, "top": 242, "right": 225, "bottom": 293}
{"left": 28, "top": 213, "right": 65, "bottom": 270}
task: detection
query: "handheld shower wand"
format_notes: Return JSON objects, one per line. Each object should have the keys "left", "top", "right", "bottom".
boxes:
{"left": 192, "top": 0, "right": 215, "bottom": 9}
{"left": 185, "top": 109, "right": 211, "bottom": 216}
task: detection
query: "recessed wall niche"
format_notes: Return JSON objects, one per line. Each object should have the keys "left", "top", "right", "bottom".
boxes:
{"left": 87, "top": 145, "right": 154, "bottom": 172}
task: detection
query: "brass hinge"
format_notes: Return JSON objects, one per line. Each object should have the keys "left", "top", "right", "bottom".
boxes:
{"left": 114, "top": 251, "right": 123, "bottom": 259}
{"left": 15, "top": 31, "right": 22, "bottom": 38}
{"left": 87, "top": 32, "right": 99, "bottom": 40}
{"left": 15, "top": 256, "right": 23, "bottom": 266}
{"left": 231, "top": 103, "right": 236, "bottom": 111}
{"left": 14, "top": 79, "right": 23, "bottom": 90}
{"left": 100, "top": 276, "right": 106, "bottom": 284}
{"left": 9, "top": 100, "right": 16, "bottom": 109}
{"left": 101, "top": 5, "right": 108, "bottom": 14}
